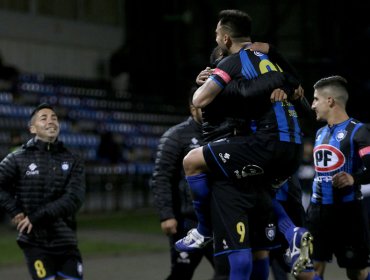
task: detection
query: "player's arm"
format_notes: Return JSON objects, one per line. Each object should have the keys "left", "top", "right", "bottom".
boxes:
{"left": 193, "top": 56, "right": 237, "bottom": 108}
{"left": 151, "top": 127, "right": 182, "bottom": 224}
{"left": 352, "top": 125, "right": 370, "bottom": 185}
{"left": 333, "top": 125, "right": 370, "bottom": 188}
{"left": 193, "top": 78, "right": 222, "bottom": 108}
{"left": 27, "top": 158, "right": 86, "bottom": 225}
{"left": 225, "top": 71, "right": 288, "bottom": 99}
{"left": 0, "top": 153, "right": 24, "bottom": 218}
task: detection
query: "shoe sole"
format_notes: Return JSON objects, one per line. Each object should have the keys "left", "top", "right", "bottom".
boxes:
{"left": 291, "top": 232, "right": 313, "bottom": 277}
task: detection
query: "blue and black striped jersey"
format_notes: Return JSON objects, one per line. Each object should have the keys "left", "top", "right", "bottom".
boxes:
{"left": 210, "top": 48, "right": 302, "bottom": 144}
{"left": 312, "top": 118, "right": 370, "bottom": 204}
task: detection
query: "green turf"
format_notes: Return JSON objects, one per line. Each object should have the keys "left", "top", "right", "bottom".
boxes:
{"left": 0, "top": 209, "right": 163, "bottom": 266}
{"left": 77, "top": 209, "right": 160, "bottom": 233}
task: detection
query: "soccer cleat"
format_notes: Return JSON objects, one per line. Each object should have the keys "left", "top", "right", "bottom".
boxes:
{"left": 286, "top": 227, "right": 314, "bottom": 277}
{"left": 175, "top": 228, "right": 212, "bottom": 252}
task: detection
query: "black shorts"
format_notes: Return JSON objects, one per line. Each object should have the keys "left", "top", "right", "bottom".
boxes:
{"left": 211, "top": 178, "right": 278, "bottom": 256}
{"left": 249, "top": 189, "right": 280, "bottom": 251}
{"left": 306, "top": 200, "right": 370, "bottom": 269}
{"left": 18, "top": 242, "right": 83, "bottom": 280}
{"left": 203, "top": 136, "right": 301, "bottom": 183}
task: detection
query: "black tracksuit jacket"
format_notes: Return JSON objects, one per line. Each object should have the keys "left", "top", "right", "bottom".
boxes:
{"left": 151, "top": 117, "right": 203, "bottom": 222}
{"left": 0, "top": 137, "right": 85, "bottom": 248}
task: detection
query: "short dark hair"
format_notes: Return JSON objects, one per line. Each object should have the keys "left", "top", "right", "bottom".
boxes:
{"left": 313, "top": 75, "right": 349, "bottom": 106}
{"left": 313, "top": 75, "right": 348, "bottom": 90}
{"left": 30, "top": 103, "right": 55, "bottom": 119}
{"left": 218, "top": 9, "right": 252, "bottom": 38}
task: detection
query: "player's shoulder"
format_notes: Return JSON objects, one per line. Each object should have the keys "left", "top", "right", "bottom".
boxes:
{"left": 217, "top": 53, "right": 240, "bottom": 67}
{"left": 162, "top": 118, "right": 191, "bottom": 137}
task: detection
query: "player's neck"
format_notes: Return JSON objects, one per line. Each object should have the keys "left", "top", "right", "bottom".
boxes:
{"left": 327, "top": 110, "right": 349, "bottom": 126}
{"left": 230, "top": 41, "right": 251, "bottom": 54}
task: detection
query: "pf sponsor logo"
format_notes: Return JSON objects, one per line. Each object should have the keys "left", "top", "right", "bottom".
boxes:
{"left": 313, "top": 144, "right": 345, "bottom": 172}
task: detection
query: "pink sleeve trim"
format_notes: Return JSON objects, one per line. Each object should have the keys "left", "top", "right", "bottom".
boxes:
{"left": 359, "top": 146, "right": 370, "bottom": 157}
{"left": 213, "top": 68, "right": 231, "bottom": 84}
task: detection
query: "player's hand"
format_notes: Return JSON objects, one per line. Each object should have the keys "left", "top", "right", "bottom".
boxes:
{"left": 12, "top": 212, "right": 25, "bottom": 225}
{"left": 246, "top": 42, "right": 270, "bottom": 54}
{"left": 270, "top": 88, "right": 287, "bottom": 103}
{"left": 160, "top": 218, "right": 177, "bottom": 236}
{"left": 17, "top": 216, "right": 33, "bottom": 234}
{"left": 196, "top": 67, "right": 213, "bottom": 86}
{"left": 291, "top": 85, "right": 304, "bottom": 100}
{"left": 332, "top": 171, "right": 354, "bottom": 188}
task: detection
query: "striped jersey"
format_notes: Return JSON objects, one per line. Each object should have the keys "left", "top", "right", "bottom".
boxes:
{"left": 311, "top": 118, "right": 370, "bottom": 204}
{"left": 210, "top": 47, "right": 302, "bottom": 144}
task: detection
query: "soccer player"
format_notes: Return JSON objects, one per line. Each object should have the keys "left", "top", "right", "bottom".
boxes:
{"left": 307, "top": 75, "right": 370, "bottom": 280}
{"left": 151, "top": 87, "right": 228, "bottom": 280}
{"left": 0, "top": 103, "right": 85, "bottom": 280}
{"left": 175, "top": 10, "right": 313, "bottom": 279}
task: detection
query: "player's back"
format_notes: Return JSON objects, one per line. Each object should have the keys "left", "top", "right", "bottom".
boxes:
{"left": 212, "top": 49, "right": 302, "bottom": 144}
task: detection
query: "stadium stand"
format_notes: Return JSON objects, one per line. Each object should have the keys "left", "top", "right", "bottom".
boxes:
{"left": 0, "top": 73, "right": 188, "bottom": 212}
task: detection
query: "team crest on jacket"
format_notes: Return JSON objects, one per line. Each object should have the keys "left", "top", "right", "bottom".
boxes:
{"left": 61, "top": 162, "right": 70, "bottom": 171}
{"left": 313, "top": 144, "right": 345, "bottom": 172}
{"left": 335, "top": 129, "right": 347, "bottom": 142}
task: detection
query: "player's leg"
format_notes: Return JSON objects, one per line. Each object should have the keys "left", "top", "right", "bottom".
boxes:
{"left": 175, "top": 146, "right": 213, "bottom": 252}
{"left": 272, "top": 197, "right": 313, "bottom": 276}
{"left": 177, "top": 136, "right": 270, "bottom": 252}
{"left": 212, "top": 178, "right": 256, "bottom": 279}
{"left": 335, "top": 200, "right": 370, "bottom": 280}
{"left": 18, "top": 243, "right": 57, "bottom": 280}
{"left": 167, "top": 219, "right": 205, "bottom": 280}
{"left": 306, "top": 203, "right": 334, "bottom": 280}
{"left": 249, "top": 188, "right": 279, "bottom": 280}
{"left": 251, "top": 250, "right": 270, "bottom": 280}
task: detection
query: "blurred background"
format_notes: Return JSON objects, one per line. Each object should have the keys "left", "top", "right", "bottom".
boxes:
{"left": 0, "top": 1, "right": 369, "bottom": 278}
{"left": 0, "top": 0, "right": 370, "bottom": 280}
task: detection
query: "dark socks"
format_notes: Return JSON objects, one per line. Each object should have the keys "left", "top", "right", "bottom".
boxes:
{"left": 186, "top": 173, "right": 211, "bottom": 236}
{"left": 251, "top": 257, "right": 270, "bottom": 280}
{"left": 228, "top": 250, "right": 253, "bottom": 280}
{"left": 272, "top": 198, "right": 295, "bottom": 244}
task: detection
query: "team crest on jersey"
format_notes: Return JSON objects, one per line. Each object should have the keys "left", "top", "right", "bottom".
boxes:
{"left": 313, "top": 144, "right": 345, "bottom": 172}
{"left": 265, "top": 224, "right": 276, "bottom": 241}
{"left": 61, "top": 162, "right": 69, "bottom": 171}
{"left": 335, "top": 129, "right": 347, "bottom": 142}
{"left": 253, "top": 51, "right": 263, "bottom": 56}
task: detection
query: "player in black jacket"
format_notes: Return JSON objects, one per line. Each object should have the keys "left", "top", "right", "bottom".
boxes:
{"left": 0, "top": 103, "right": 85, "bottom": 280}
{"left": 151, "top": 89, "right": 228, "bottom": 280}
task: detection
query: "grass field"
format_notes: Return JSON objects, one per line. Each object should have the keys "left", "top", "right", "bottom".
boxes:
{"left": 0, "top": 209, "right": 163, "bottom": 266}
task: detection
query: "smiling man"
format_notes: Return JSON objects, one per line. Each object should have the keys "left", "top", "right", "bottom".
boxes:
{"left": 0, "top": 103, "right": 86, "bottom": 280}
